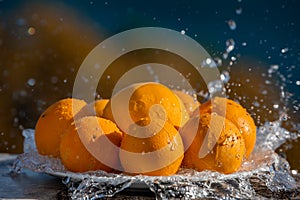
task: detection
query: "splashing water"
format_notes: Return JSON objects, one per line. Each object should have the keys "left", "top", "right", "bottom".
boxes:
{"left": 227, "top": 19, "right": 237, "bottom": 30}
{"left": 226, "top": 38, "right": 235, "bottom": 53}
{"left": 12, "top": 119, "right": 300, "bottom": 199}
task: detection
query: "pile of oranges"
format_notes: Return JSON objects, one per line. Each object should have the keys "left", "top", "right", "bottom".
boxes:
{"left": 35, "top": 82, "right": 256, "bottom": 175}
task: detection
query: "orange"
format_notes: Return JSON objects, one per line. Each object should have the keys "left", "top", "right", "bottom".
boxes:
{"left": 197, "top": 97, "right": 256, "bottom": 158}
{"left": 93, "top": 99, "right": 109, "bottom": 117}
{"left": 75, "top": 99, "right": 109, "bottom": 118}
{"left": 60, "top": 116, "right": 123, "bottom": 172}
{"left": 119, "top": 119, "right": 184, "bottom": 176}
{"left": 35, "top": 98, "right": 87, "bottom": 157}
{"left": 180, "top": 113, "right": 246, "bottom": 174}
{"left": 102, "top": 82, "right": 189, "bottom": 131}
{"left": 173, "top": 90, "right": 200, "bottom": 116}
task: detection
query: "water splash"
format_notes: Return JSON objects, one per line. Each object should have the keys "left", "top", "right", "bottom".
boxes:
{"left": 227, "top": 19, "right": 237, "bottom": 30}
{"left": 201, "top": 58, "right": 217, "bottom": 68}
{"left": 27, "top": 78, "right": 36, "bottom": 87}
{"left": 226, "top": 38, "right": 235, "bottom": 53}
{"left": 12, "top": 125, "right": 300, "bottom": 199}
{"left": 236, "top": 7, "right": 243, "bottom": 15}
{"left": 220, "top": 70, "right": 230, "bottom": 84}
{"left": 207, "top": 80, "right": 223, "bottom": 94}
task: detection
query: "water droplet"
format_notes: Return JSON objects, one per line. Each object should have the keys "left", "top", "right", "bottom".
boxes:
{"left": 180, "top": 30, "right": 185, "bottom": 35}
{"left": 205, "top": 57, "right": 212, "bottom": 65}
{"left": 281, "top": 48, "right": 289, "bottom": 54}
{"left": 27, "top": 27, "right": 36, "bottom": 35}
{"left": 253, "top": 101, "right": 260, "bottom": 107}
{"left": 208, "top": 80, "right": 223, "bottom": 94}
{"left": 273, "top": 104, "right": 279, "bottom": 109}
{"left": 220, "top": 71, "right": 230, "bottom": 84}
{"left": 261, "top": 90, "right": 268, "bottom": 95}
{"left": 217, "top": 161, "right": 223, "bottom": 168}
{"left": 226, "top": 39, "right": 235, "bottom": 53}
{"left": 27, "top": 78, "right": 36, "bottom": 86}
{"left": 236, "top": 7, "right": 243, "bottom": 15}
{"left": 280, "top": 89, "right": 285, "bottom": 98}
{"left": 146, "top": 65, "right": 154, "bottom": 75}
{"left": 201, "top": 58, "right": 217, "bottom": 68}
{"left": 63, "top": 79, "right": 67, "bottom": 83}
{"left": 107, "top": 75, "right": 111, "bottom": 79}
{"left": 170, "top": 143, "right": 176, "bottom": 151}
{"left": 211, "top": 112, "right": 218, "bottom": 116}
{"left": 293, "top": 105, "right": 299, "bottom": 111}
{"left": 242, "top": 42, "right": 247, "bottom": 46}
{"left": 296, "top": 81, "right": 300, "bottom": 85}
{"left": 268, "top": 65, "right": 279, "bottom": 74}
{"left": 291, "top": 169, "right": 298, "bottom": 175}
{"left": 227, "top": 19, "right": 237, "bottom": 30}
{"left": 265, "top": 80, "right": 271, "bottom": 84}
{"left": 92, "top": 135, "right": 96, "bottom": 142}
{"left": 213, "top": 57, "right": 222, "bottom": 67}
{"left": 62, "top": 176, "right": 71, "bottom": 184}
{"left": 81, "top": 76, "right": 89, "bottom": 83}
{"left": 279, "top": 113, "right": 288, "bottom": 121}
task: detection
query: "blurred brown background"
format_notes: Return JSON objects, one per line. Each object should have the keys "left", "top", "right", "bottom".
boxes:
{"left": 0, "top": 2, "right": 102, "bottom": 152}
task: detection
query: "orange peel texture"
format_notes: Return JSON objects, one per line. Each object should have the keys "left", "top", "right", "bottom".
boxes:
{"left": 102, "top": 82, "right": 189, "bottom": 131}
{"left": 35, "top": 98, "right": 87, "bottom": 157}
{"left": 119, "top": 119, "right": 184, "bottom": 176}
{"left": 60, "top": 116, "right": 123, "bottom": 172}
{"left": 180, "top": 113, "right": 246, "bottom": 174}
{"left": 197, "top": 97, "right": 256, "bottom": 158}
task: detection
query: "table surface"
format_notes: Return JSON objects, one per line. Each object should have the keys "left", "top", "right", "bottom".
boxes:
{"left": 1, "top": 153, "right": 300, "bottom": 199}
{"left": 0, "top": 153, "right": 155, "bottom": 199}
